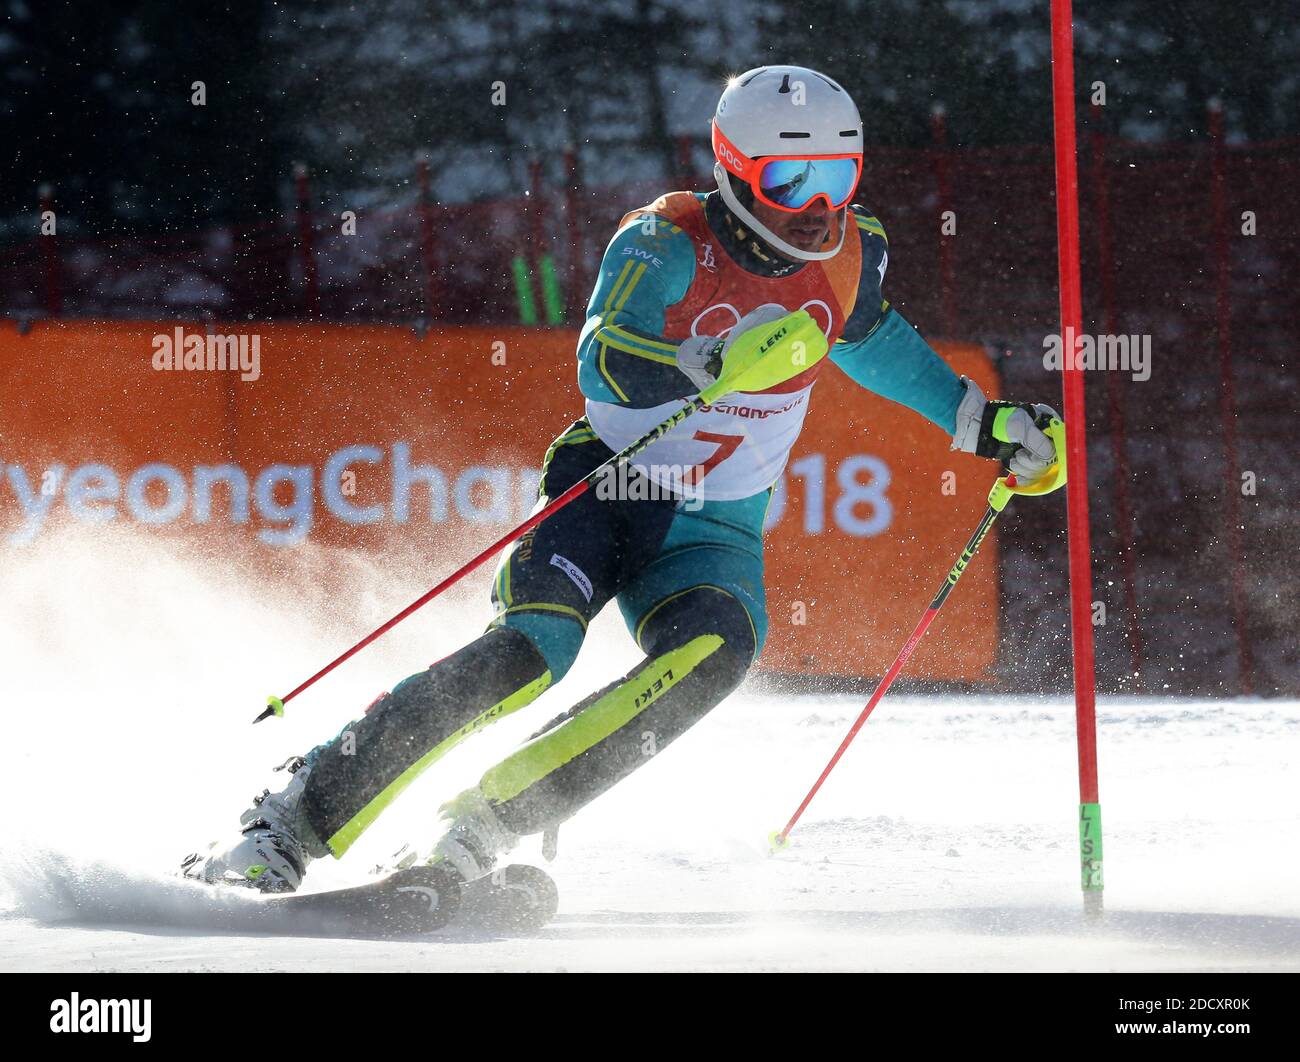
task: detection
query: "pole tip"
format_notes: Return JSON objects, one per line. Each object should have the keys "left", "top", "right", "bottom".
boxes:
{"left": 254, "top": 695, "right": 285, "bottom": 724}
{"left": 767, "top": 830, "right": 791, "bottom": 856}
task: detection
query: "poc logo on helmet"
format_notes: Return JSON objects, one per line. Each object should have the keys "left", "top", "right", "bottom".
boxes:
{"left": 716, "top": 140, "right": 744, "bottom": 171}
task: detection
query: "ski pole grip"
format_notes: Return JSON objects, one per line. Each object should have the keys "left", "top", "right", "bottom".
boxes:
{"left": 700, "top": 309, "right": 828, "bottom": 403}
{"left": 988, "top": 418, "right": 1069, "bottom": 509}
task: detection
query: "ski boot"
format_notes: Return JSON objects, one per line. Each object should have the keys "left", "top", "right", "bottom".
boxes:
{"left": 181, "top": 756, "right": 326, "bottom": 893}
{"left": 368, "top": 789, "right": 557, "bottom": 931}
{"left": 424, "top": 787, "right": 519, "bottom": 885}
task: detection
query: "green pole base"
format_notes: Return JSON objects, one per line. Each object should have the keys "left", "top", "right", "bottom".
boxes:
{"left": 511, "top": 256, "right": 538, "bottom": 325}
{"left": 539, "top": 254, "right": 564, "bottom": 324}
{"left": 1080, "top": 801, "right": 1104, "bottom": 902}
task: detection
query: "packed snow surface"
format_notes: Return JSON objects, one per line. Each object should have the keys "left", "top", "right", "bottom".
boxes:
{"left": 3, "top": 530, "right": 1296, "bottom": 971}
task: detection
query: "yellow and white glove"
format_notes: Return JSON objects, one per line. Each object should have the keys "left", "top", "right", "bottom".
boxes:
{"left": 952, "top": 376, "right": 1060, "bottom": 483}
{"left": 675, "top": 303, "right": 790, "bottom": 392}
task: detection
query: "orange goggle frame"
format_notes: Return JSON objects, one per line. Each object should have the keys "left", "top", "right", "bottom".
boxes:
{"left": 712, "top": 122, "right": 863, "bottom": 212}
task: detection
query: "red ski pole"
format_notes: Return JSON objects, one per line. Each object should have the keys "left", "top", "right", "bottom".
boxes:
{"left": 769, "top": 421, "right": 1067, "bottom": 851}
{"left": 256, "top": 310, "right": 830, "bottom": 723}
{"left": 256, "top": 474, "right": 591, "bottom": 722}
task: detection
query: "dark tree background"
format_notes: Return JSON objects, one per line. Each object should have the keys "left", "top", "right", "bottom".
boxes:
{"left": 1, "top": 0, "right": 283, "bottom": 235}
{"left": 3, "top": 0, "right": 1295, "bottom": 232}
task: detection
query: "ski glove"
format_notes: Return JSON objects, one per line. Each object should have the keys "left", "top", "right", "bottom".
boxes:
{"left": 952, "top": 376, "right": 1059, "bottom": 482}
{"left": 675, "top": 303, "right": 790, "bottom": 392}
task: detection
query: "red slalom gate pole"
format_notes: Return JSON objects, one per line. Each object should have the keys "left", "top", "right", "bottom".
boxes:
{"left": 1050, "top": 0, "right": 1104, "bottom": 915}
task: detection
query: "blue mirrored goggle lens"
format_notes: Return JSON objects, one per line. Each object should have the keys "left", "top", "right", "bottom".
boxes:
{"left": 758, "top": 157, "right": 860, "bottom": 208}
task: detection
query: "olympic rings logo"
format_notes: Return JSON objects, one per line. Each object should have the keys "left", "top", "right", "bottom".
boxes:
{"left": 690, "top": 300, "right": 833, "bottom": 341}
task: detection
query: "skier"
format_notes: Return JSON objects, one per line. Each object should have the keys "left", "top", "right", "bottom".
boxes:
{"left": 185, "top": 65, "right": 1059, "bottom": 895}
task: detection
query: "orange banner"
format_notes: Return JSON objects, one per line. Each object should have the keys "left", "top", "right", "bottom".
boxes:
{"left": 0, "top": 318, "right": 1000, "bottom": 680}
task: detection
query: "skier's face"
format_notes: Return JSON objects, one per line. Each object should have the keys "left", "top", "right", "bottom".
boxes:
{"left": 751, "top": 198, "right": 832, "bottom": 258}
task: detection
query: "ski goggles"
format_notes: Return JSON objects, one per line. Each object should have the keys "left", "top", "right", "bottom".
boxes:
{"left": 713, "top": 124, "right": 862, "bottom": 212}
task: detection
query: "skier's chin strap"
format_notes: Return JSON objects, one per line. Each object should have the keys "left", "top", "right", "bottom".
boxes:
{"left": 705, "top": 184, "right": 806, "bottom": 278}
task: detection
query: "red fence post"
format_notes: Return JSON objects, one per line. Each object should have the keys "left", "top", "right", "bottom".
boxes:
{"left": 38, "top": 183, "right": 62, "bottom": 316}
{"left": 293, "top": 163, "right": 320, "bottom": 318}
{"left": 416, "top": 157, "right": 440, "bottom": 320}
{"left": 675, "top": 134, "right": 695, "bottom": 190}
{"left": 1088, "top": 104, "right": 1144, "bottom": 689}
{"left": 529, "top": 157, "right": 546, "bottom": 258}
{"left": 930, "top": 104, "right": 957, "bottom": 337}
{"left": 564, "top": 146, "right": 585, "bottom": 321}
{"left": 1208, "top": 100, "right": 1254, "bottom": 694}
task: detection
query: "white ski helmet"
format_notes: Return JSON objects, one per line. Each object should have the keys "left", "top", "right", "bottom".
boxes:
{"left": 711, "top": 65, "right": 864, "bottom": 262}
